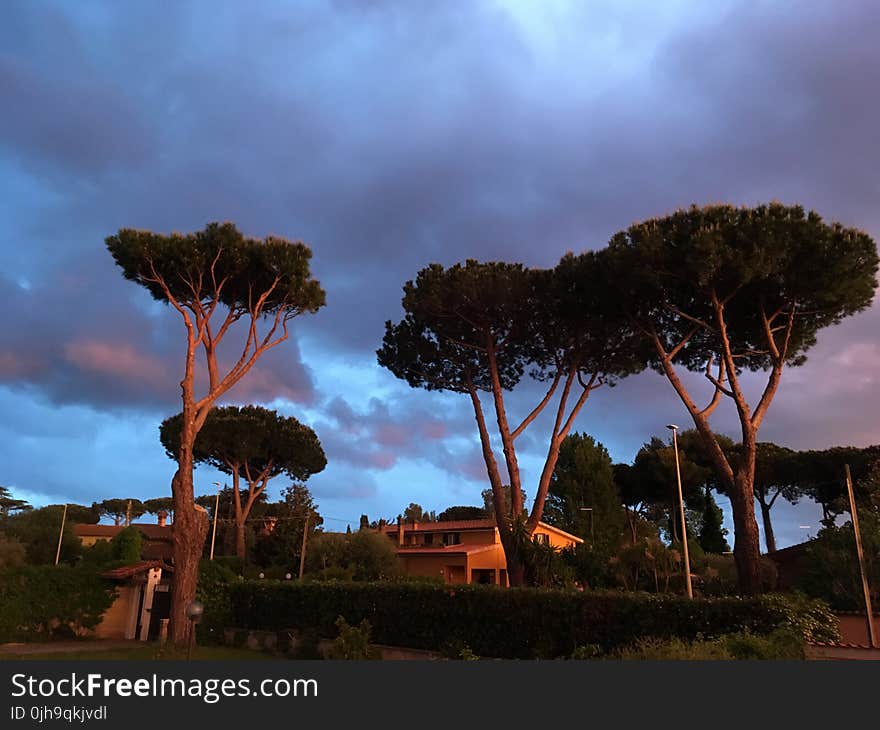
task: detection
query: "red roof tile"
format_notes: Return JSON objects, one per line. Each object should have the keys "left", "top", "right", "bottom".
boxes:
{"left": 101, "top": 561, "right": 172, "bottom": 580}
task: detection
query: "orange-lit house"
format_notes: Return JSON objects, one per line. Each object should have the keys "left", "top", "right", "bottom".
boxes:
{"left": 72, "top": 513, "right": 173, "bottom": 641}
{"left": 379, "top": 518, "right": 583, "bottom": 586}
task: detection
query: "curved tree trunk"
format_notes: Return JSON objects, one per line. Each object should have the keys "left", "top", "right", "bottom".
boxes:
{"left": 758, "top": 498, "right": 777, "bottom": 553}
{"left": 169, "top": 459, "right": 209, "bottom": 646}
{"left": 730, "top": 467, "right": 762, "bottom": 594}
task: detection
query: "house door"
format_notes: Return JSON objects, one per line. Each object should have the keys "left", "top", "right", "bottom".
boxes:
{"left": 147, "top": 587, "right": 171, "bottom": 640}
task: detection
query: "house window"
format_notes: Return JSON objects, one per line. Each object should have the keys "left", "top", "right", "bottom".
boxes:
{"left": 423, "top": 533, "right": 434, "bottom": 546}
{"left": 534, "top": 533, "right": 549, "bottom": 545}
{"left": 443, "top": 532, "right": 461, "bottom": 546}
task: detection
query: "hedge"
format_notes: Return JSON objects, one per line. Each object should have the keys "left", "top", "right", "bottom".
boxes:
{"left": 230, "top": 581, "right": 839, "bottom": 659}
{"left": 0, "top": 565, "right": 117, "bottom": 642}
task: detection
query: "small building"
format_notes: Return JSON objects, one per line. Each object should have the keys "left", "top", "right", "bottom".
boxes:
{"left": 379, "top": 518, "right": 583, "bottom": 586}
{"left": 72, "top": 513, "right": 174, "bottom": 641}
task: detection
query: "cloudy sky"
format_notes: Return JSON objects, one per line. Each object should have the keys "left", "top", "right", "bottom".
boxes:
{"left": 1, "top": 0, "right": 878, "bottom": 547}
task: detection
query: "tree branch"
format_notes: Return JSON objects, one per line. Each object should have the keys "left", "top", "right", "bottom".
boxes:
{"left": 511, "top": 371, "right": 562, "bottom": 440}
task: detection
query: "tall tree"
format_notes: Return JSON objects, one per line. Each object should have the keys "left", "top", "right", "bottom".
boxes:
{"left": 143, "top": 497, "right": 175, "bottom": 523}
{"left": 0, "top": 487, "right": 32, "bottom": 519}
{"left": 481, "top": 486, "right": 527, "bottom": 519}
{"left": 748, "top": 442, "right": 800, "bottom": 553}
{"left": 107, "top": 222, "right": 325, "bottom": 644}
{"left": 5, "top": 503, "right": 97, "bottom": 564}
{"left": 603, "top": 203, "right": 878, "bottom": 592}
{"left": 544, "top": 432, "right": 625, "bottom": 548}
{"left": 160, "top": 405, "right": 326, "bottom": 560}
{"left": 438, "top": 505, "right": 488, "bottom": 522}
{"left": 698, "top": 488, "right": 730, "bottom": 554}
{"left": 253, "top": 483, "right": 323, "bottom": 569}
{"left": 401, "top": 503, "right": 436, "bottom": 523}
{"left": 627, "top": 436, "right": 709, "bottom": 543}
{"left": 379, "top": 257, "right": 644, "bottom": 585}
{"left": 95, "top": 498, "right": 145, "bottom": 526}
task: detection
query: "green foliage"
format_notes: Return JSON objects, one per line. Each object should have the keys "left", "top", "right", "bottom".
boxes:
{"left": 231, "top": 581, "right": 838, "bottom": 659}
{"left": 612, "top": 635, "right": 732, "bottom": 660}
{"left": 545, "top": 433, "right": 626, "bottom": 545}
{"left": 437, "top": 505, "right": 487, "bottom": 521}
{"left": 604, "top": 203, "right": 879, "bottom": 375}
{"left": 80, "top": 539, "right": 115, "bottom": 566}
{"left": 106, "top": 222, "right": 325, "bottom": 315}
{"left": 5, "top": 504, "right": 93, "bottom": 565}
{"left": 698, "top": 490, "right": 730, "bottom": 554}
{"left": 252, "top": 483, "right": 323, "bottom": 569}
{"left": 799, "top": 514, "right": 880, "bottom": 610}
{"left": 329, "top": 616, "right": 380, "bottom": 660}
{"left": 143, "top": 497, "right": 174, "bottom": 520}
{"left": 0, "top": 486, "right": 32, "bottom": 518}
{"left": 401, "top": 503, "right": 436, "bottom": 523}
{"left": 196, "top": 559, "right": 240, "bottom": 644}
{"left": 305, "top": 530, "right": 401, "bottom": 581}
{"left": 0, "top": 534, "right": 26, "bottom": 568}
{"left": 110, "top": 525, "right": 143, "bottom": 562}
{"left": 0, "top": 565, "right": 117, "bottom": 641}
{"left": 612, "top": 627, "right": 806, "bottom": 660}
{"left": 160, "top": 405, "right": 326, "bottom": 484}
{"left": 481, "top": 486, "right": 527, "bottom": 519}
{"left": 95, "top": 498, "right": 145, "bottom": 525}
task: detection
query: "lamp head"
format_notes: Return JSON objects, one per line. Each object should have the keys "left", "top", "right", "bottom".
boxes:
{"left": 666, "top": 424, "right": 678, "bottom": 431}
{"left": 185, "top": 600, "right": 204, "bottom": 623}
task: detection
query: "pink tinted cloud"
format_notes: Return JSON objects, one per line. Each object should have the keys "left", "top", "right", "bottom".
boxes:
{"left": 64, "top": 339, "right": 167, "bottom": 386}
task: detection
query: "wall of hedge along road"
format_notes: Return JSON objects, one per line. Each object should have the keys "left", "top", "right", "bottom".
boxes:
{"left": 229, "top": 581, "right": 840, "bottom": 659}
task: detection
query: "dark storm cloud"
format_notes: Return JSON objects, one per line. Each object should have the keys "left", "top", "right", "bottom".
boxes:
{"left": 1, "top": 1, "right": 879, "bottom": 542}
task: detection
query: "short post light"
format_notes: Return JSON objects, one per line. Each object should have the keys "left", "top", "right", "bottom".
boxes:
{"left": 185, "top": 600, "right": 204, "bottom": 660}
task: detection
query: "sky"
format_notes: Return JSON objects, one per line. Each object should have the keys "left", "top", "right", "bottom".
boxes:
{"left": 1, "top": 0, "right": 878, "bottom": 548}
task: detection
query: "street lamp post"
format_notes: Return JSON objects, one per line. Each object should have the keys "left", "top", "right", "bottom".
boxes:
{"left": 579, "top": 507, "right": 594, "bottom": 541}
{"left": 209, "top": 482, "right": 222, "bottom": 561}
{"left": 667, "top": 424, "right": 693, "bottom": 599}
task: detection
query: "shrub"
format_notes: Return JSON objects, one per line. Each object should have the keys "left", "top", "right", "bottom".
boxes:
{"left": 0, "top": 565, "right": 117, "bottom": 641}
{"left": 196, "top": 559, "right": 239, "bottom": 644}
{"left": 329, "top": 616, "right": 379, "bottom": 660}
{"left": 110, "top": 526, "right": 142, "bottom": 562}
{"left": 230, "top": 581, "right": 839, "bottom": 659}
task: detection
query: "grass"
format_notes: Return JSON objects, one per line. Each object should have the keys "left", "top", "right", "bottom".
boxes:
{"left": 4, "top": 645, "right": 281, "bottom": 661}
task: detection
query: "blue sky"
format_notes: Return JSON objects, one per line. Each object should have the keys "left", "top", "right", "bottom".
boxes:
{"left": 1, "top": 0, "right": 878, "bottom": 547}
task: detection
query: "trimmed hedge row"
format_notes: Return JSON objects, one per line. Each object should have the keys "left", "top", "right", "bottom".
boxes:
{"left": 230, "top": 581, "right": 839, "bottom": 659}
{"left": 0, "top": 565, "right": 117, "bottom": 642}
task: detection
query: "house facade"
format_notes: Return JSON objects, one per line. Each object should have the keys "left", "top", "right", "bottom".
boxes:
{"left": 72, "top": 515, "right": 173, "bottom": 641}
{"left": 379, "top": 518, "right": 583, "bottom": 586}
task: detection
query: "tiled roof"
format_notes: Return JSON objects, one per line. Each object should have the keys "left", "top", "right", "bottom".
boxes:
{"left": 101, "top": 561, "right": 172, "bottom": 580}
{"left": 380, "top": 519, "right": 498, "bottom": 532}
{"left": 73, "top": 523, "right": 172, "bottom": 540}
{"left": 380, "top": 518, "right": 583, "bottom": 543}
{"left": 396, "top": 543, "right": 499, "bottom": 556}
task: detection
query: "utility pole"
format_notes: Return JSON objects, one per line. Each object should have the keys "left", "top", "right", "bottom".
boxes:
{"left": 210, "top": 482, "right": 222, "bottom": 560}
{"left": 668, "top": 424, "right": 693, "bottom": 599}
{"left": 125, "top": 499, "right": 132, "bottom": 527}
{"left": 298, "top": 512, "right": 310, "bottom": 580}
{"left": 54, "top": 503, "right": 68, "bottom": 566}
{"left": 845, "top": 464, "right": 876, "bottom": 647}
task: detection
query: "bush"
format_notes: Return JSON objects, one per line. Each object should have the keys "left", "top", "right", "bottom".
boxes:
{"left": 230, "top": 581, "right": 839, "bottom": 659}
{"left": 611, "top": 627, "right": 806, "bottom": 660}
{"left": 329, "top": 616, "right": 379, "bottom": 660}
{"left": 799, "top": 517, "right": 880, "bottom": 610}
{"left": 196, "top": 559, "right": 240, "bottom": 644}
{"left": 110, "top": 526, "right": 142, "bottom": 562}
{"left": 0, "top": 565, "right": 117, "bottom": 641}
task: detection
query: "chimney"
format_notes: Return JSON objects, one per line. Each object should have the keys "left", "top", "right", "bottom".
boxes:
{"left": 157, "top": 510, "right": 168, "bottom": 527}
{"left": 397, "top": 517, "right": 404, "bottom": 546}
